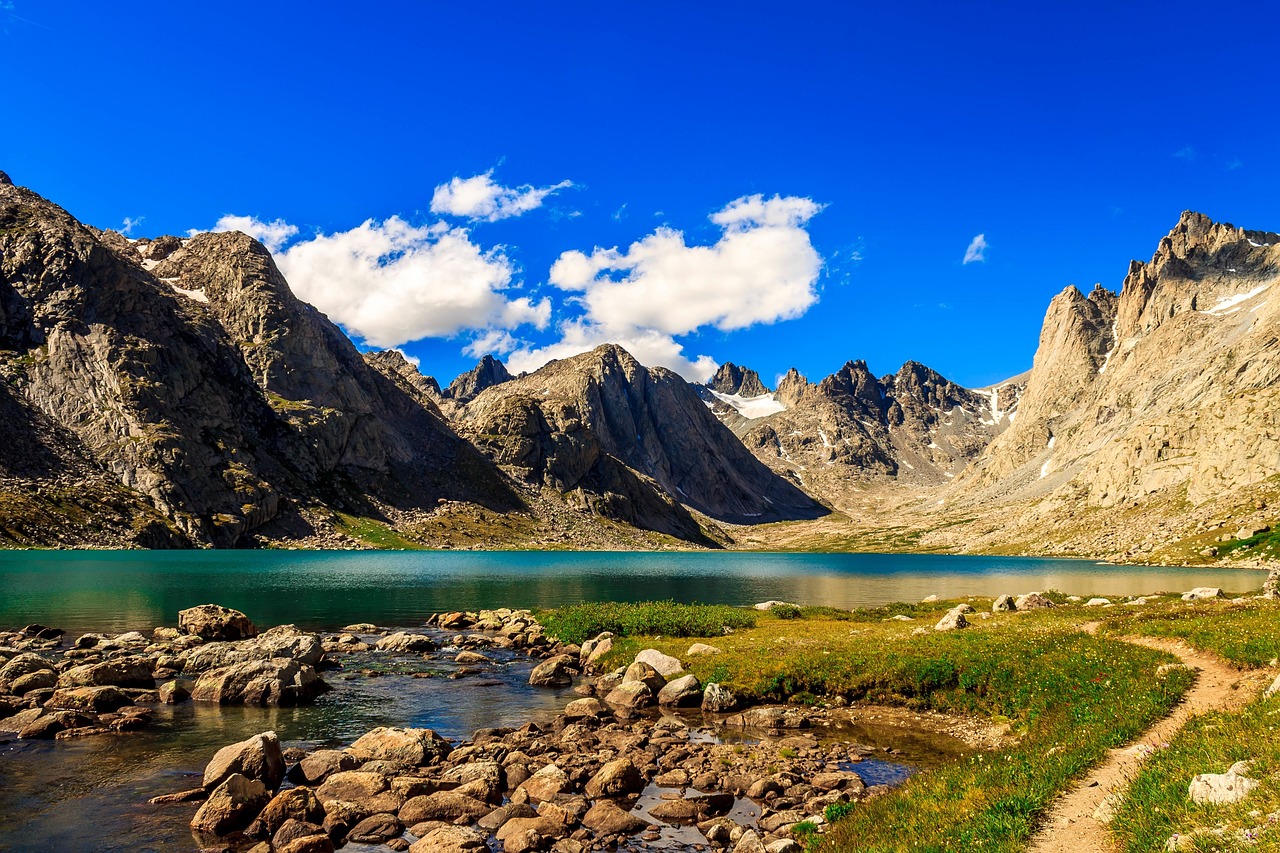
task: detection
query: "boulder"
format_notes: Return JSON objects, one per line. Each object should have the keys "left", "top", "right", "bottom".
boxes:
{"left": 57, "top": 657, "right": 154, "bottom": 689}
{"left": 191, "top": 658, "right": 328, "bottom": 706}
{"left": 399, "top": 791, "right": 493, "bottom": 823}
{"left": 1189, "top": 762, "right": 1258, "bottom": 805}
{"left": 1014, "top": 592, "right": 1054, "bottom": 610}
{"left": 349, "top": 726, "right": 452, "bottom": 766}
{"left": 316, "top": 770, "right": 390, "bottom": 804}
{"left": 649, "top": 797, "right": 699, "bottom": 822}
{"left": 159, "top": 680, "right": 191, "bottom": 703}
{"left": 584, "top": 758, "right": 643, "bottom": 799}
{"left": 934, "top": 607, "right": 968, "bottom": 631}
{"left": 375, "top": 632, "right": 436, "bottom": 653}
{"left": 203, "top": 731, "right": 286, "bottom": 790}
{"left": 564, "top": 697, "right": 607, "bottom": 720}
{"left": 581, "top": 800, "right": 650, "bottom": 835}
{"left": 347, "top": 812, "right": 402, "bottom": 842}
{"left": 410, "top": 825, "right": 488, "bottom": 853}
{"left": 580, "top": 633, "right": 614, "bottom": 669}
{"left": 1264, "top": 673, "right": 1280, "bottom": 699}
{"left": 992, "top": 594, "right": 1017, "bottom": 612}
{"left": 1181, "top": 587, "right": 1224, "bottom": 602}
{"left": 702, "top": 682, "right": 739, "bottom": 713}
{"left": 519, "top": 763, "right": 571, "bottom": 802}
{"left": 621, "top": 661, "right": 666, "bottom": 693}
{"left": 277, "top": 834, "right": 334, "bottom": 853}
{"left": 0, "top": 653, "right": 56, "bottom": 689}
{"left": 686, "top": 643, "right": 722, "bottom": 656}
{"left": 191, "top": 773, "right": 271, "bottom": 835}
{"left": 44, "top": 686, "right": 132, "bottom": 713}
{"left": 604, "top": 681, "right": 654, "bottom": 710}
{"left": 10, "top": 669, "right": 58, "bottom": 694}
{"left": 290, "top": 749, "right": 361, "bottom": 786}
{"left": 1084, "top": 598, "right": 1111, "bottom": 607}
{"left": 256, "top": 786, "right": 326, "bottom": 835}
{"left": 734, "top": 829, "right": 768, "bottom": 853}
{"left": 529, "top": 655, "right": 575, "bottom": 687}
{"left": 185, "top": 625, "right": 324, "bottom": 672}
{"left": 657, "top": 673, "right": 702, "bottom": 707}
{"left": 179, "top": 605, "right": 258, "bottom": 641}
{"left": 635, "top": 648, "right": 683, "bottom": 676}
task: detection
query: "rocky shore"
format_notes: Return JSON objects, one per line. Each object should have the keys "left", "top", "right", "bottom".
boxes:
{"left": 0, "top": 604, "right": 957, "bottom": 853}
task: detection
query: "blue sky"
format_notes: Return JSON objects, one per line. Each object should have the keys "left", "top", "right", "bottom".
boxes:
{"left": 4, "top": 1, "right": 1278, "bottom": 389}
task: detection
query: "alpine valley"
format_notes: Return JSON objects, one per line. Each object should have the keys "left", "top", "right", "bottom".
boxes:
{"left": 1, "top": 171, "right": 1277, "bottom": 566}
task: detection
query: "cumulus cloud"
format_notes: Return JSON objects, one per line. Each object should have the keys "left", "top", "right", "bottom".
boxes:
{"left": 196, "top": 214, "right": 299, "bottom": 253}
{"left": 963, "top": 233, "right": 988, "bottom": 264}
{"left": 430, "top": 171, "right": 573, "bottom": 222}
{"left": 272, "top": 217, "right": 550, "bottom": 349}
{"left": 507, "top": 193, "right": 824, "bottom": 381}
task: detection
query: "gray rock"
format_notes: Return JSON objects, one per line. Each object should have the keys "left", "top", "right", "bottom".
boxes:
{"left": 934, "top": 607, "right": 969, "bottom": 631}
{"left": 1181, "top": 587, "right": 1224, "bottom": 602}
{"left": 658, "top": 673, "right": 702, "bottom": 707}
{"left": 992, "top": 594, "right": 1017, "bottom": 612}
{"left": 1189, "top": 763, "right": 1257, "bottom": 805}
{"left": 1014, "top": 592, "right": 1054, "bottom": 610}
{"left": 635, "top": 648, "right": 683, "bottom": 676}
{"left": 702, "top": 682, "right": 739, "bottom": 713}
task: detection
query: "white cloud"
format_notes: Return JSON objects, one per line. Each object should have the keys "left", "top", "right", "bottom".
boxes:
{"left": 271, "top": 217, "right": 550, "bottom": 349}
{"left": 463, "top": 329, "right": 520, "bottom": 359}
{"left": 391, "top": 347, "right": 421, "bottom": 368}
{"left": 509, "top": 193, "right": 824, "bottom": 381}
{"left": 120, "top": 215, "right": 144, "bottom": 236}
{"left": 430, "top": 171, "right": 572, "bottom": 222}
{"left": 196, "top": 214, "right": 299, "bottom": 253}
{"left": 963, "top": 233, "right": 987, "bottom": 264}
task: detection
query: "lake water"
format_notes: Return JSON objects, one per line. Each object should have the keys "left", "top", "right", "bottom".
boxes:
{"left": 0, "top": 550, "right": 1264, "bottom": 635}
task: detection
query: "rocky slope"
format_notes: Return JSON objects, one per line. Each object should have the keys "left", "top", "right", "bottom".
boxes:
{"left": 0, "top": 174, "right": 517, "bottom": 547}
{"left": 454, "top": 345, "right": 827, "bottom": 541}
{"left": 917, "top": 211, "right": 1280, "bottom": 561}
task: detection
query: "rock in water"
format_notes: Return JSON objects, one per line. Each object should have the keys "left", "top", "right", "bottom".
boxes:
{"left": 191, "top": 773, "right": 271, "bottom": 835}
{"left": 347, "top": 726, "right": 452, "bottom": 766}
{"left": 191, "top": 659, "right": 328, "bottom": 706}
{"left": 179, "top": 604, "right": 259, "bottom": 640}
{"left": 203, "top": 731, "right": 286, "bottom": 790}
{"left": 702, "top": 682, "right": 739, "bottom": 712}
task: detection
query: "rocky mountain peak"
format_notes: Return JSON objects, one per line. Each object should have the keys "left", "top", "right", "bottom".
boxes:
{"left": 447, "top": 354, "right": 513, "bottom": 403}
{"left": 775, "top": 368, "right": 812, "bottom": 408}
{"left": 818, "top": 360, "right": 885, "bottom": 411}
{"left": 0, "top": 170, "right": 11, "bottom": 186}
{"left": 364, "top": 350, "right": 443, "bottom": 403}
{"left": 708, "top": 362, "right": 770, "bottom": 397}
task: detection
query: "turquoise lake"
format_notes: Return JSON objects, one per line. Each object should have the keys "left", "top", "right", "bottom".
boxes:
{"left": 0, "top": 549, "right": 1264, "bottom": 634}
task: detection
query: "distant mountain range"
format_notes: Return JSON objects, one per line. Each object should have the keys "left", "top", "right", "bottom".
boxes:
{"left": 2, "top": 171, "right": 1275, "bottom": 564}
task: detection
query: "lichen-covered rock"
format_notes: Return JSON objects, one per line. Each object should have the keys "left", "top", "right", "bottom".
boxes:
{"left": 657, "top": 673, "right": 702, "bottom": 707}
{"left": 634, "top": 648, "right": 683, "bottom": 676}
{"left": 701, "top": 682, "right": 739, "bottom": 713}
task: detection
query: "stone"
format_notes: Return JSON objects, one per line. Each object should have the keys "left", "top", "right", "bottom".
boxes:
{"left": 702, "top": 682, "right": 739, "bottom": 713}
{"left": 375, "top": 632, "right": 436, "bottom": 653}
{"left": 10, "top": 669, "right": 58, "bottom": 694}
{"left": 1014, "top": 592, "right": 1054, "bottom": 610}
{"left": 811, "top": 770, "right": 865, "bottom": 793}
{"left": 277, "top": 835, "right": 335, "bottom": 853}
{"left": 399, "top": 791, "right": 493, "bottom": 823}
{"left": 686, "top": 643, "right": 723, "bottom": 656}
{"left": 564, "top": 697, "right": 607, "bottom": 719}
{"left": 203, "top": 731, "right": 286, "bottom": 790}
{"left": 1263, "top": 566, "right": 1279, "bottom": 599}
{"left": 347, "top": 812, "right": 402, "bottom": 842}
{"left": 455, "top": 651, "right": 492, "bottom": 664}
{"left": 191, "top": 658, "right": 328, "bottom": 706}
{"left": 290, "top": 749, "right": 359, "bottom": 785}
{"left": 1264, "top": 673, "right": 1280, "bottom": 699}
{"left": 44, "top": 686, "right": 131, "bottom": 713}
{"left": 256, "top": 786, "right": 326, "bottom": 835}
{"left": 733, "top": 829, "right": 768, "bottom": 853}
{"left": 191, "top": 773, "right": 271, "bottom": 835}
{"left": 185, "top": 624, "right": 325, "bottom": 672}
{"left": 766, "top": 841, "right": 802, "bottom": 853}
{"left": 1181, "top": 587, "right": 1224, "bottom": 602}
{"left": 57, "top": 658, "right": 154, "bottom": 689}
{"left": 0, "top": 653, "right": 56, "bottom": 689}
{"left": 1084, "top": 598, "right": 1111, "bottom": 607}
{"left": 1189, "top": 765, "right": 1258, "bottom": 805}
{"left": 519, "top": 763, "right": 571, "bottom": 802}
{"left": 529, "top": 655, "right": 575, "bottom": 687}
{"left": 604, "top": 681, "right": 654, "bottom": 710}
{"left": 581, "top": 800, "right": 651, "bottom": 835}
{"left": 348, "top": 726, "right": 452, "bottom": 766}
{"left": 274, "top": 818, "right": 328, "bottom": 848}
{"left": 754, "top": 601, "right": 795, "bottom": 611}
{"left": 584, "top": 758, "right": 643, "bottom": 799}
{"left": 635, "top": 648, "right": 683, "bottom": 676}
{"left": 658, "top": 673, "right": 702, "bottom": 707}
{"left": 934, "top": 607, "right": 968, "bottom": 631}
{"left": 649, "top": 797, "right": 699, "bottom": 822}
{"left": 622, "top": 661, "right": 666, "bottom": 693}
{"left": 316, "top": 770, "right": 390, "bottom": 804}
{"left": 410, "top": 825, "right": 488, "bottom": 853}
{"left": 159, "top": 680, "right": 190, "bottom": 703}
{"left": 179, "top": 604, "right": 258, "bottom": 640}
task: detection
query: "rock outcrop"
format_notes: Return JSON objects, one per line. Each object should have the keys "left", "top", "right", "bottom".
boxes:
{"left": 455, "top": 344, "right": 826, "bottom": 540}
{"left": 445, "top": 354, "right": 513, "bottom": 403}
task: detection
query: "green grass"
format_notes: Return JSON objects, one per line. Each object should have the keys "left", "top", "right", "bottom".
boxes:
{"left": 537, "top": 600, "right": 757, "bottom": 646}
{"left": 1110, "top": 690, "right": 1280, "bottom": 852}
{"left": 333, "top": 512, "right": 426, "bottom": 550}
{"left": 1104, "top": 600, "right": 1280, "bottom": 668}
{"left": 567, "top": 602, "right": 1193, "bottom": 852}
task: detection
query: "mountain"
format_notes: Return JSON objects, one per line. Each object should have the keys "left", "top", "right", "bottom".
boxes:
{"left": 445, "top": 354, "right": 513, "bottom": 403}
{"left": 923, "top": 211, "right": 1280, "bottom": 562}
{"left": 0, "top": 174, "right": 518, "bottom": 547}
{"left": 454, "top": 344, "right": 827, "bottom": 540}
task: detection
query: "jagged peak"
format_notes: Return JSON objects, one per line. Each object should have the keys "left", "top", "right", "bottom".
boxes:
{"left": 0, "top": 170, "right": 11, "bottom": 186}
{"left": 708, "top": 361, "right": 770, "bottom": 396}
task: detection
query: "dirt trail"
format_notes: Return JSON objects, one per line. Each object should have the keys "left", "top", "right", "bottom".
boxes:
{"left": 1028, "top": 627, "right": 1274, "bottom": 853}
